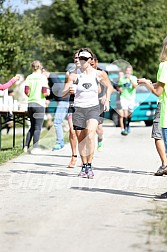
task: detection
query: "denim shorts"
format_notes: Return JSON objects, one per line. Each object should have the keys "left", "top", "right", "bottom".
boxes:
{"left": 72, "top": 105, "right": 100, "bottom": 130}
{"left": 151, "top": 103, "right": 162, "bottom": 139}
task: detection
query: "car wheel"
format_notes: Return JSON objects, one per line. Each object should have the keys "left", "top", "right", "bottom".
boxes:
{"left": 110, "top": 110, "right": 120, "bottom": 127}
{"left": 144, "top": 120, "right": 153, "bottom": 126}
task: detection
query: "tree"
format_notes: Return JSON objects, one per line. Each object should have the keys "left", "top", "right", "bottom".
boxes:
{"left": 36, "top": 0, "right": 85, "bottom": 70}
{"left": 2, "top": 0, "right": 167, "bottom": 80}
{"left": 0, "top": 4, "right": 56, "bottom": 80}
{"left": 37, "top": 0, "right": 167, "bottom": 80}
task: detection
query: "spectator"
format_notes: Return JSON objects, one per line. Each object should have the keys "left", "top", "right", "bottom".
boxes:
{"left": 138, "top": 36, "right": 167, "bottom": 200}
{"left": 42, "top": 69, "right": 69, "bottom": 151}
{"left": 0, "top": 75, "right": 19, "bottom": 91}
{"left": 151, "top": 102, "right": 167, "bottom": 176}
{"left": 24, "top": 60, "right": 50, "bottom": 154}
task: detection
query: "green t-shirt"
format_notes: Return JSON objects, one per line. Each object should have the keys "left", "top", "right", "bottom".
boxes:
{"left": 26, "top": 72, "right": 48, "bottom": 107}
{"left": 118, "top": 75, "right": 137, "bottom": 100}
{"left": 157, "top": 61, "right": 167, "bottom": 128}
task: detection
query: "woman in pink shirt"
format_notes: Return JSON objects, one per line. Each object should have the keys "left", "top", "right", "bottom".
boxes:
{"left": 0, "top": 75, "right": 20, "bottom": 90}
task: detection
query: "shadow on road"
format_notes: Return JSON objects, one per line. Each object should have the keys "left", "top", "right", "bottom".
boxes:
{"left": 71, "top": 186, "right": 154, "bottom": 199}
{"left": 12, "top": 161, "right": 69, "bottom": 168}
{"left": 10, "top": 169, "right": 76, "bottom": 177}
{"left": 93, "top": 166, "right": 153, "bottom": 175}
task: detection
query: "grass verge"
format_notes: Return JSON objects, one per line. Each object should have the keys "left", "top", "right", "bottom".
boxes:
{"left": 0, "top": 127, "right": 69, "bottom": 165}
{"left": 0, "top": 134, "right": 23, "bottom": 165}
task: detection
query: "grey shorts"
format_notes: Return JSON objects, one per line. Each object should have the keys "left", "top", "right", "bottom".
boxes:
{"left": 151, "top": 103, "right": 162, "bottom": 139}
{"left": 72, "top": 105, "right": 100, "bottom": 130}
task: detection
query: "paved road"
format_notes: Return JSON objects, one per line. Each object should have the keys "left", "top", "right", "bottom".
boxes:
{"left": 0, "top": 121, "right": 167, "bottom": 252}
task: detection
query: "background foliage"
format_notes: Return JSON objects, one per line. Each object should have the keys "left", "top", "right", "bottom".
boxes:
{"left": 0, "top": 1, "right": 56, "bottom": 80}
{"left": 1, "top": 0, "right": 167, "bottom": 81}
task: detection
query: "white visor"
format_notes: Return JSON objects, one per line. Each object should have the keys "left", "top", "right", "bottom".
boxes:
{"left": 78, "top": 51, "right": 92, "bottom": 58}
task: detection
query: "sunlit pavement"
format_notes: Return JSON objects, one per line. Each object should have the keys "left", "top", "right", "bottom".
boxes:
{"left": 0, "top": 119, "right": 166, "bottom": 252}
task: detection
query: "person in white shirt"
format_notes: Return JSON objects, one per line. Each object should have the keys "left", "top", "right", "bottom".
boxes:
{"left": 63, "top": 48, "right": 113, "bottom": 178}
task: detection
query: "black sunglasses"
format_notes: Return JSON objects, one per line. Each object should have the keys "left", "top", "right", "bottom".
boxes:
{"left": 79, "top": 56, "right": 90, "bottom": 61}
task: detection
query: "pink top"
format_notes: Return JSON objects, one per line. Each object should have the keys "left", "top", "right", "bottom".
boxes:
{"left": 0, "top": 78, "right": 16, "bottom": 91}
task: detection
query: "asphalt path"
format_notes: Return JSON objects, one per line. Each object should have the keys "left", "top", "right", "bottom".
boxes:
{"left": 0, "top": 120, "right": 167, "bottom": 252}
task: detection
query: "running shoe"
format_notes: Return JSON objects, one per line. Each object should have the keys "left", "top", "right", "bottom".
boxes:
{"left": 97, "top": 141, "right": 103, "bottom": 152}
{"left": 23, "top": 146, "right": 28, "bottom": 153}
{"left": 163, "top": 167, "right": 167, "bottom": 175}
{"left": 87, "top": 165, "right": 94, "bottom": 179}
{"left": 23, "top": 146, "right": 31, "bottom": 154}
{"left": 154, "top": 192, "right": 167, "bottom": 201}
{"left": 52, "top": 144, "right": 64, "bottom": 151}
{"left": 121, "top": 130, "right": 128, "bottom": 136}
{"left": 154, "top": 165, "right": 167, "bottom": 176}
{"left": 78, "top": 164, "right": 88, "bottom": 177}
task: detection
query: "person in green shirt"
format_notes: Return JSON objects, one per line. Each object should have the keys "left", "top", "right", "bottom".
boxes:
{"left": 118, "top": 65, "right": 138, "bottom": 135}
{"left": 138, "top": 36, "right": 167, "bottom": 201}
{"left": 24, "top": 60, "right": 50, "bottom": 154}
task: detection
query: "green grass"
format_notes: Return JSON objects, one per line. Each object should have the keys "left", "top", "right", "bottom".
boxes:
{"left": 0, "top": 134, "right": 23, "bottom": 165}
{"left": 147, "top": 206, "right": 167, "bottom": 246}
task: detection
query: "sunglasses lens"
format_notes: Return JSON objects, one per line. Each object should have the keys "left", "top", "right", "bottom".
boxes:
{"left": 79, "top": 57, "right": 89, "bottom": 61}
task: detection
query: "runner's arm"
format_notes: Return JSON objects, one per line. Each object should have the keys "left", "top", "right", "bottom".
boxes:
{"left": 137, "top": 78, "right": 164, "bottom": 97}
{"left": 62, "top": 73, "right": 76, "bottom": 97}
{"left": 98, "top": 71, "right": 114, "bottom": 111}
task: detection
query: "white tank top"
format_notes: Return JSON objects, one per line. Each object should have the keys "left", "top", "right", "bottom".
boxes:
{"left": 74, "top": 69, "right": 99, "bottom": 108}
